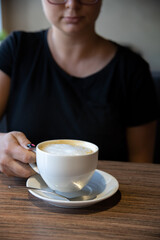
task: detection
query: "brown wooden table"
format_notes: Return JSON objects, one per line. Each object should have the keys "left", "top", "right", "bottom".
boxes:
{"left": 0, "top": 160, "right": 160, "bottom": 240}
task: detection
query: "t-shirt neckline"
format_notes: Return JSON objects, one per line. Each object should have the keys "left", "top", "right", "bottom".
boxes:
{"left": 43, "top": 29, "right": 120, "bottom": 80}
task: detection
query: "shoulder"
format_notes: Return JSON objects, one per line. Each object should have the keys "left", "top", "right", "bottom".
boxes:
{"left": 0, "top": 29, "right": 49, "bottom": 61}
{"left": 0, "top": 29, "right": 48, "bottom": 76}
{"left": 0, "top": 29, "right": 48, "bottom": 53}
{"left": 115, "top": 43, "right": 150, "bottom": 71}
{"left": 104, "top": 41, "right": 152, "bottom": 85}
{"left": 6, "top": 29, "right": 48, "bottom": 47}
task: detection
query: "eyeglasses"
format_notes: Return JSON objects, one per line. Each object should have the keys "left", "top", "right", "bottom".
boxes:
{"left": 47, "top": 0, "right": 98, "bottom": 5}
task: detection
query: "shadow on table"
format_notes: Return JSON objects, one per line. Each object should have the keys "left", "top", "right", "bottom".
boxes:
{"left": 28, "top": 190, "right": 121, "bottom": 215}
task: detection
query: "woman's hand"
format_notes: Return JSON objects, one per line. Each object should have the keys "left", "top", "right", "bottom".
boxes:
{"left": 0, "top": 131, "right": 36, "bottom": 178}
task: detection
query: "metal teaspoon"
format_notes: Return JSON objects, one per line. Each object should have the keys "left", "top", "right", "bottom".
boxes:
{"left": 8, "top": 185, "right": 96, "bottom": 201}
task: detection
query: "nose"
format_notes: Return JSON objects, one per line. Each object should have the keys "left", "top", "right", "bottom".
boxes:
{"left": 65, "top": 0, "right": 80, "bottom": 8}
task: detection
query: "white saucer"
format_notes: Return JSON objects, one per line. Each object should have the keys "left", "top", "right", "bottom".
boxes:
{"left": 26, "top": 169, "right": 119, "bottom": 208}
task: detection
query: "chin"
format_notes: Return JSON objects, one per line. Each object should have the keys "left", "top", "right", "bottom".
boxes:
{"left": 62, "top": 26, "right": 84, "bottom": 35}
{"left": 63, "top": 23, "right": 92, "bottom": 35}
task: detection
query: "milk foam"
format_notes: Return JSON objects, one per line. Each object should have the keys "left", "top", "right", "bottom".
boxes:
{"left": 42, "top": 144, "right": 92, "bottom": 156}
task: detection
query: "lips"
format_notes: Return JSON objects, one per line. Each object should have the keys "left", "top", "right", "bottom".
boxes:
{"left": 63, "top": 16, "right": 83, "bottom": 23}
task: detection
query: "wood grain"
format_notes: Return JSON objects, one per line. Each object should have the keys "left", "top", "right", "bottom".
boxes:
{"left": 0, "top": 161, "right": 160, "bottom": 240}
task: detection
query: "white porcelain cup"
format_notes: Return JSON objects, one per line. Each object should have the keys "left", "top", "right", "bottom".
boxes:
{"left": 30, "top": 139, "right": 99, "bottom": 193}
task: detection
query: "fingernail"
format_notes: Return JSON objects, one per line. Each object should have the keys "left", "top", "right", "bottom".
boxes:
{"left": 27, "top": 143, "right": 36, "bottom": 149}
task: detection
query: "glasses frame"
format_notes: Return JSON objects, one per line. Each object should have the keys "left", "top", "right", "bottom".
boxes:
{"left": 47, "top": 0, "right": 99, "bottom": 5}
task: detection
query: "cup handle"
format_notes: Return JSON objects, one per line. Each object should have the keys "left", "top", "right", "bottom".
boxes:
{"left": 27, "top": 144, "right": 40, "bottom": 174}
{"left": 29, "top": 162, "right": 39, "bottom": 174}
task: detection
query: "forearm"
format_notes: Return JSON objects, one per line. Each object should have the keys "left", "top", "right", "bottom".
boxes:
{"left": 127, "top": 121, "right": 157, "bottom": 163}
{"left": 128, "top": 150, "right": 154, "bottom": 163}
{"left": 0, "top": 70, "right": 11, "bottom": 120}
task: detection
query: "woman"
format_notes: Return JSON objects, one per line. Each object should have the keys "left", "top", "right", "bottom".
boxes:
{"left": 0, "top": 0, "right": 158, "bottom": 178}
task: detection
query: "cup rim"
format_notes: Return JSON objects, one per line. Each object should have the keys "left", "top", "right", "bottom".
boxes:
{"left": 37, "top": 139, "right": 99, "bottom": 157}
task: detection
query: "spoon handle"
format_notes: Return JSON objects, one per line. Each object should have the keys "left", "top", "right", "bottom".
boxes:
{"left": 8, "top": 185, "right": 69, "bottom": 200}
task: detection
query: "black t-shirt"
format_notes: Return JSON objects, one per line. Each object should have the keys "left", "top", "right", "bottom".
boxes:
{"left": 0, "top": 30, "right": 158, "bottom": 161}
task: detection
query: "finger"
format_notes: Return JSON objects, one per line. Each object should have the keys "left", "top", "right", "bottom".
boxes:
{"left": 0, "top": 163, "right": 15, "bottom": 177}
{"left": 11, "top": 145, "right": 36, "bottom": 164}
{"left": 10, "top": 131, "right": 32, "bottom": 149}
{"left": 4, "top": 158, "right": 35, "bottom": 178}
{"left": 5, "top": 132, "right": 36, "bottom": 164}
{"left": 12, "top": 161, "right": 36, "bottom": 178}
{"left": 2, "top": 165, "right": 24, "bottom": 178}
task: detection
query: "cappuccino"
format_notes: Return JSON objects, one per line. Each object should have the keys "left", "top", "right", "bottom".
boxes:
{"left": 30, "top": 139, "right": 98, "bottom": 192}
{"left": 41, "top": 143, "right": 93, "bottom": 156}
